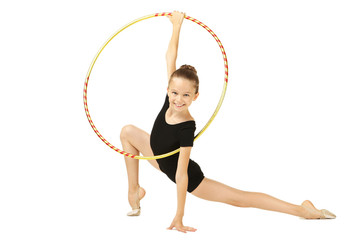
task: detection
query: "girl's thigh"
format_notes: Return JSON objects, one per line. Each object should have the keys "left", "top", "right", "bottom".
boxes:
{"left": 121, "top": 124, "right": 159, "bottom": 170}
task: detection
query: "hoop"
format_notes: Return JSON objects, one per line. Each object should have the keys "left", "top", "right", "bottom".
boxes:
{"left": 83, "top": 12, "right": 228, "bottom": 160}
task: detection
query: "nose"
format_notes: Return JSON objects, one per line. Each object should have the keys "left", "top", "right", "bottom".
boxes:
{"left": 176, "top": 95, "right": 183, "bottom": 102}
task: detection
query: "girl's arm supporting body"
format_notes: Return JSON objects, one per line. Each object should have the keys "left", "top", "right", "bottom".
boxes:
{"left": 168, "top": 147, "right": 195, "bottom": 233}
{"left": 165, "top": 11, "right": 196, "bottom": 233}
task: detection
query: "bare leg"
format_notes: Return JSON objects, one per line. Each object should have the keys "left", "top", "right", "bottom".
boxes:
{"left": 120, "top": 124, "right": 160, "bottom": 209}
{"left": 191, "top": 178, "right": 323, "bottom": 218}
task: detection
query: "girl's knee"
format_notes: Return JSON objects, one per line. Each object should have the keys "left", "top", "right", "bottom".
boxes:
{"left": 120, "top": 124, "right": 136, "bottom": 141}
{"left": 231, "top": 190, "right": 253, "bottom": 208}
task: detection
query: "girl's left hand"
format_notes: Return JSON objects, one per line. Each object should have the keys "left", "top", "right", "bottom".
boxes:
{"left": 167, "top": 217, "right": 197, "bottom": 233}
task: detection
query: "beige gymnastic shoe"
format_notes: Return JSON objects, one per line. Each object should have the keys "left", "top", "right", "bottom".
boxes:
{"left": 127, "top": 207, "right": 141, "bottom": 216}
{"left": 320, "top": 209, "right": 336, "bottom": 219}
{"left": 301, "top": 200, "right": 336, "bottom": 219}
{"left": 126, "top": 186, "right": 142, "bottom": 217}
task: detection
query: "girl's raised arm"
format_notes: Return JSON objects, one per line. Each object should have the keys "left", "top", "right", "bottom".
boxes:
{"left": 166, "top": 11, "right": 185, "bottom": 80}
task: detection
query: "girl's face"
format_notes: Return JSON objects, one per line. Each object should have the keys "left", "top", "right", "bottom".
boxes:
{"left": 167, "top": 77, "right": 199, "bottom": 112}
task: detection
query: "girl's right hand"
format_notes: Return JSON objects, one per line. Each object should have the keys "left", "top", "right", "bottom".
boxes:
{"left": 167, "top": 11, "right": 185, "bottom": 26}
{"left": 167, "top": 216, "right": 197, "bottom": 233}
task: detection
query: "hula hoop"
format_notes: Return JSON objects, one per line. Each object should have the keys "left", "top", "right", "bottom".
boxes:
{"left": 83, "top": 12, "right": 228, "bottom": 160}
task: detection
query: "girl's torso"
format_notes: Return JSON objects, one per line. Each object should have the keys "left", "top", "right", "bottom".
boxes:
{"left": 150, "top": 95, "right": 196, "bottom": 169}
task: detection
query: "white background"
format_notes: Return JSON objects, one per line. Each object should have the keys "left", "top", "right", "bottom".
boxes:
{"left": 1, "top": 0, "right": 359, "bottom": 239}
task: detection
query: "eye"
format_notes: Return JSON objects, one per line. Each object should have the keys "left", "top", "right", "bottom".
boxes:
{"left": 172, "top": 91, "right": 178, "bottom": 95}
{"left": 184, "top": 94, "right": 190, "bottom": 97}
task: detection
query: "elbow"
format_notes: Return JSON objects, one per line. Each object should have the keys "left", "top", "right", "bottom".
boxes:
{"left": 175, "top": 172, "right": 188, "bottom": 183}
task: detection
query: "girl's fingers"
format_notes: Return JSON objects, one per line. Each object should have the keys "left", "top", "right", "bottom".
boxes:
{"left": 184, "top": 226, "right": 197, "bottom": 232}
{"left": 175, "top": 227, "right": 197, "bottom": 233}
{"left": 177, "top": 227, "right": 187, "bottom": 233}
{"left": 167, "top": 225, "right": 191, "bottom": 233}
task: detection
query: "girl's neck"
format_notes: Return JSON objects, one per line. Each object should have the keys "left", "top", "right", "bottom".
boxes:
{"left": 165, "top": 107, "right": 193, "bottom": 125}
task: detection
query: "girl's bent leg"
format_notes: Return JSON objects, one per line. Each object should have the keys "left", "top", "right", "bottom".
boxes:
{"left": 191, "top": 178, "right": 306, "bottom": 218}
{"left": 120, "top": 125, "right": 160, "bottom": 208}
{"left": 120, "top": 125, "right": 159, "bottom": 188}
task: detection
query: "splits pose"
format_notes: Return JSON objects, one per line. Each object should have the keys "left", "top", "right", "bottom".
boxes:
{"left": 120, "top": 11, "right": 336, "bottom": 233}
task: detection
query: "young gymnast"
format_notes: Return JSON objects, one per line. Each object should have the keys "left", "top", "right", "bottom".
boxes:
{"left": 120, "top": 11, "right": 336, "bottom": 233}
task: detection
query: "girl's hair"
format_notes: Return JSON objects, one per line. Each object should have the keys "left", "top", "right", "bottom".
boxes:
{"left": 169, "top": 64, "right": 199, "bottom": 94}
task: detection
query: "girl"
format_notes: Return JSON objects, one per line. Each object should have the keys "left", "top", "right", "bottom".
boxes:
{"left": 120, "top": 11, "right": 336, "bottom": 233}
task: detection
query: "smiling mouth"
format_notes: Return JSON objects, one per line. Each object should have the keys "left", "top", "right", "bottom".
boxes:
{"left": 175, "top": 103, "right": 185, "bottom": 108}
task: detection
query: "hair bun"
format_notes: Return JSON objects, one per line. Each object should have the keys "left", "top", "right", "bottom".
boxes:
{"left": 180, "top": 64, "right": 197, "bottom": 74}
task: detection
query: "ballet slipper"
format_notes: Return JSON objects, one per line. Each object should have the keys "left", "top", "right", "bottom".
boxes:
{"left": 301, "top": 200, "right": 336, "bottom": 219}
{"left": 127, "top": 208, "right": 141, "bottom": 216}
{"left": 320, "top": 209, "right": 336, "bottom": 219}
{"left": 127, "top": 186, "right": 141, "bottom": 217}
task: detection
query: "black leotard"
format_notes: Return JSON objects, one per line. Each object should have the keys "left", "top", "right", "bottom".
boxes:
{"left": 150, "top": 95, "right": 205, "bottom": 192}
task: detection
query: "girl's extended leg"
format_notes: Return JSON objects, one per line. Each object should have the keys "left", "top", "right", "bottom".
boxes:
{"left": 120, "top": 124, "right": 160, "bottom": 209}
{"left": 191, "top": 178, "right": 322, "bottom": 219}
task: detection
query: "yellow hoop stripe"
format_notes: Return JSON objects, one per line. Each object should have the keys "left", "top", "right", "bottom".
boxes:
{"left": 83, "top": 12, "right": 228, "bottom": 160}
